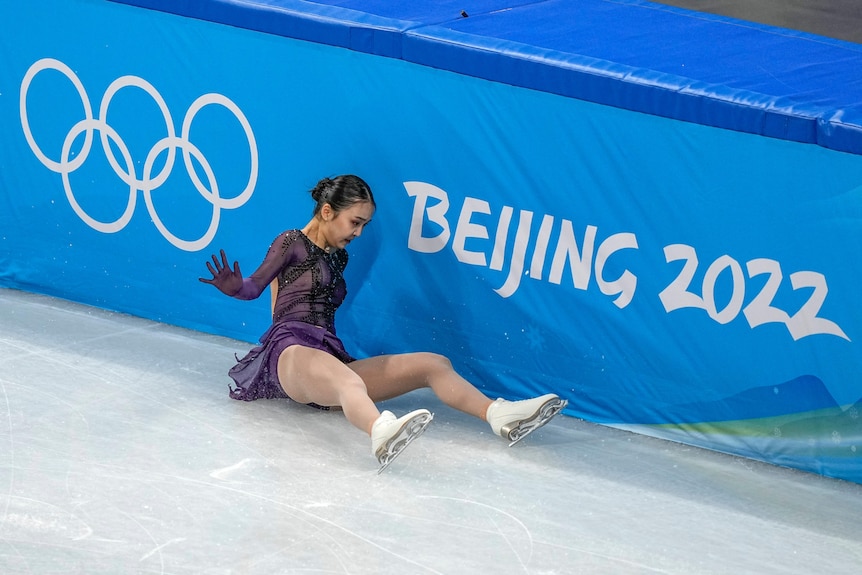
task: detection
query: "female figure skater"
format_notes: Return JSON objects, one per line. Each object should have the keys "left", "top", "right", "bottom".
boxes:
{"left": 200, "top": 174, "right": 566, "bottom": 472}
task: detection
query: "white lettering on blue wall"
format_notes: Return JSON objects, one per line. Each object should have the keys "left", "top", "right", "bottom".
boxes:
{"left": 405, "top": 181, "right": 638, "bottom": 306}
{"left": 404, "top": 180, "right": 850, "bottom": 341}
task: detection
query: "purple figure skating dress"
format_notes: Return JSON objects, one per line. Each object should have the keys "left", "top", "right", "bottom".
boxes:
{"left": 225, "top": 229, "right": 355, "bottom": 402}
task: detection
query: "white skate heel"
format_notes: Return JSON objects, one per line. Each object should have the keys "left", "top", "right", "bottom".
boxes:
{"left": 486, "top": 394, "right": 567, "bottom": 446}
{"left": 371, "top": 409, "right": 434, "bottom": 474}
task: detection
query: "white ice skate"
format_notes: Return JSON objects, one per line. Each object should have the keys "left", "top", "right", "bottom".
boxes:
{"left": 486, "top": 394, "right": 568, "bottom": 446}
{"left": 371, "top": 409, "right": 434, "bottom": 474}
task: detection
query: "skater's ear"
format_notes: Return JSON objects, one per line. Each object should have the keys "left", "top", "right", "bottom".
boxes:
{"left": 320, "top": 202, "right": 334, "bottom": 222}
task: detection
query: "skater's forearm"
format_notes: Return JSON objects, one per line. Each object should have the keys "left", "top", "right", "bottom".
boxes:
{"left": 230, "top": 277, "right": 265, "bottom": 300}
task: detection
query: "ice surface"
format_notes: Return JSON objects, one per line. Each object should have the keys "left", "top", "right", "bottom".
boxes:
{"left": 1, "top": 287, "right": 860, "bottom": 574}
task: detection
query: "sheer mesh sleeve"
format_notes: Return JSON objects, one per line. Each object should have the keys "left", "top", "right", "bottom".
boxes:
{"left": 231, "top": 231, "right": 301, "bottom": 300}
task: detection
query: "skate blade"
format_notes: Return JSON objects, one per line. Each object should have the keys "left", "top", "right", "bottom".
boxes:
{"left": 504, "top": 398, "right": 568, "bottom": 447}
{"left": 376, "top": 412, "right": 434, "bottom": 474}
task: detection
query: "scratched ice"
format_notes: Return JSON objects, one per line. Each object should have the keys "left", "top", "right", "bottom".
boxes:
{"left": 1, "top": 287, "right": 861, "bottom": 574}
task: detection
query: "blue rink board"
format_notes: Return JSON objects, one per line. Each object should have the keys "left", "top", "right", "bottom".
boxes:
{"left": 2, "top": 0, "right": 861, "bottom": 485}
{"left": 108, "top": 0, "right": 862, "bottom": 155}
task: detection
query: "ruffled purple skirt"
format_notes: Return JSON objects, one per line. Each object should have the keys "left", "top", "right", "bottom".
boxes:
{"left": 228, "top": 321, "right": 355, "bottom": 402}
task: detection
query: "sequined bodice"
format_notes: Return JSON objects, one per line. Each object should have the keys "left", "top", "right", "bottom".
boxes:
{"left": 239, "top": 230, "right": 348, "bottom": 333}
{"left": 272, "top": 231, "right": 347, "bottom": 331}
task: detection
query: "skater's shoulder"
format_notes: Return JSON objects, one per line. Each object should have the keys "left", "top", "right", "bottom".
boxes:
{"left": 270, "top": 229, "right": 305, "bottom": 246}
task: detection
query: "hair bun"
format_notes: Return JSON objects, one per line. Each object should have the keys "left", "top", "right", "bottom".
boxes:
{"left": 311, "top": 177, "right": 333, "bottom": 202}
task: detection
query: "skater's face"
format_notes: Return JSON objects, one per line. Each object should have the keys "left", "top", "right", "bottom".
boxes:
{"left": 321, "top": 200, "right": 374, "bottom": 250}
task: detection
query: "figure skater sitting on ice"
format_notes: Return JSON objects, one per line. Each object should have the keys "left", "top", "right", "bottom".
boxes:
{"left": 200, "top": 174, "right": 567, "bottom": 472}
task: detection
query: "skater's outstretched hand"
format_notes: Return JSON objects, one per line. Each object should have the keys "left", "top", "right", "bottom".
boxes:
{"left": 199, "top": 249, "right": 243, "bottom": 296}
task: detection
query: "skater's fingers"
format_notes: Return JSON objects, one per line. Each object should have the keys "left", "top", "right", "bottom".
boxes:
{"left": 209, "top": 253, "right": 222, "bottom": 272}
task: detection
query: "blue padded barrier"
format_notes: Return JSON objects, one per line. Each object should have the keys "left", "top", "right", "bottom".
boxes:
{"left": 108, "top": 0, "right": 862, "bottom": 155}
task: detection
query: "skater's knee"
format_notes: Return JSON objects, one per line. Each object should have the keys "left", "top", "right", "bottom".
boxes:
{"left": 416, "top": 352, "right": 454, "bottom": 376}
{"left": 420, "top": 352, "right": 455, "bottom": 387}
{"left": 337, "top": 372, "right": 370, "bottom": 401}
{"left": 414, "top": 351, "right": 453, "bottom": 378}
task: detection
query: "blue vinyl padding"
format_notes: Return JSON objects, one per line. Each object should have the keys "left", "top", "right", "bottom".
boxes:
{"left": 107, "top": 0, "right": 862, "bottom": 154}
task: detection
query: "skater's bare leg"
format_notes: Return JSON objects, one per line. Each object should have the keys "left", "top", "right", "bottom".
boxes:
{"left": 348, "top": 352, "right": 494, "bottom": 420}
{"left": 351, "top": 352, "right": 567, "bottom": 446}
{"left": 276, "top": 345, "right": 380, "bottom": 434}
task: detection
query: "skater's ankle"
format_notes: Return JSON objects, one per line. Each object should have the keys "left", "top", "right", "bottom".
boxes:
{"left": 480, "top": 399, "right": 494, "bottom": 422}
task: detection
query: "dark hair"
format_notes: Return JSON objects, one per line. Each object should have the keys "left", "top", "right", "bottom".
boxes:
{"left": 310, "top": 175, "right": 375, "bottom": 216}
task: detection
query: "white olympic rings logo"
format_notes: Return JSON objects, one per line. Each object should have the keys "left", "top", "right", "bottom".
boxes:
{"left": 19, "top": 57, "right": 257, "bottom": 251}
